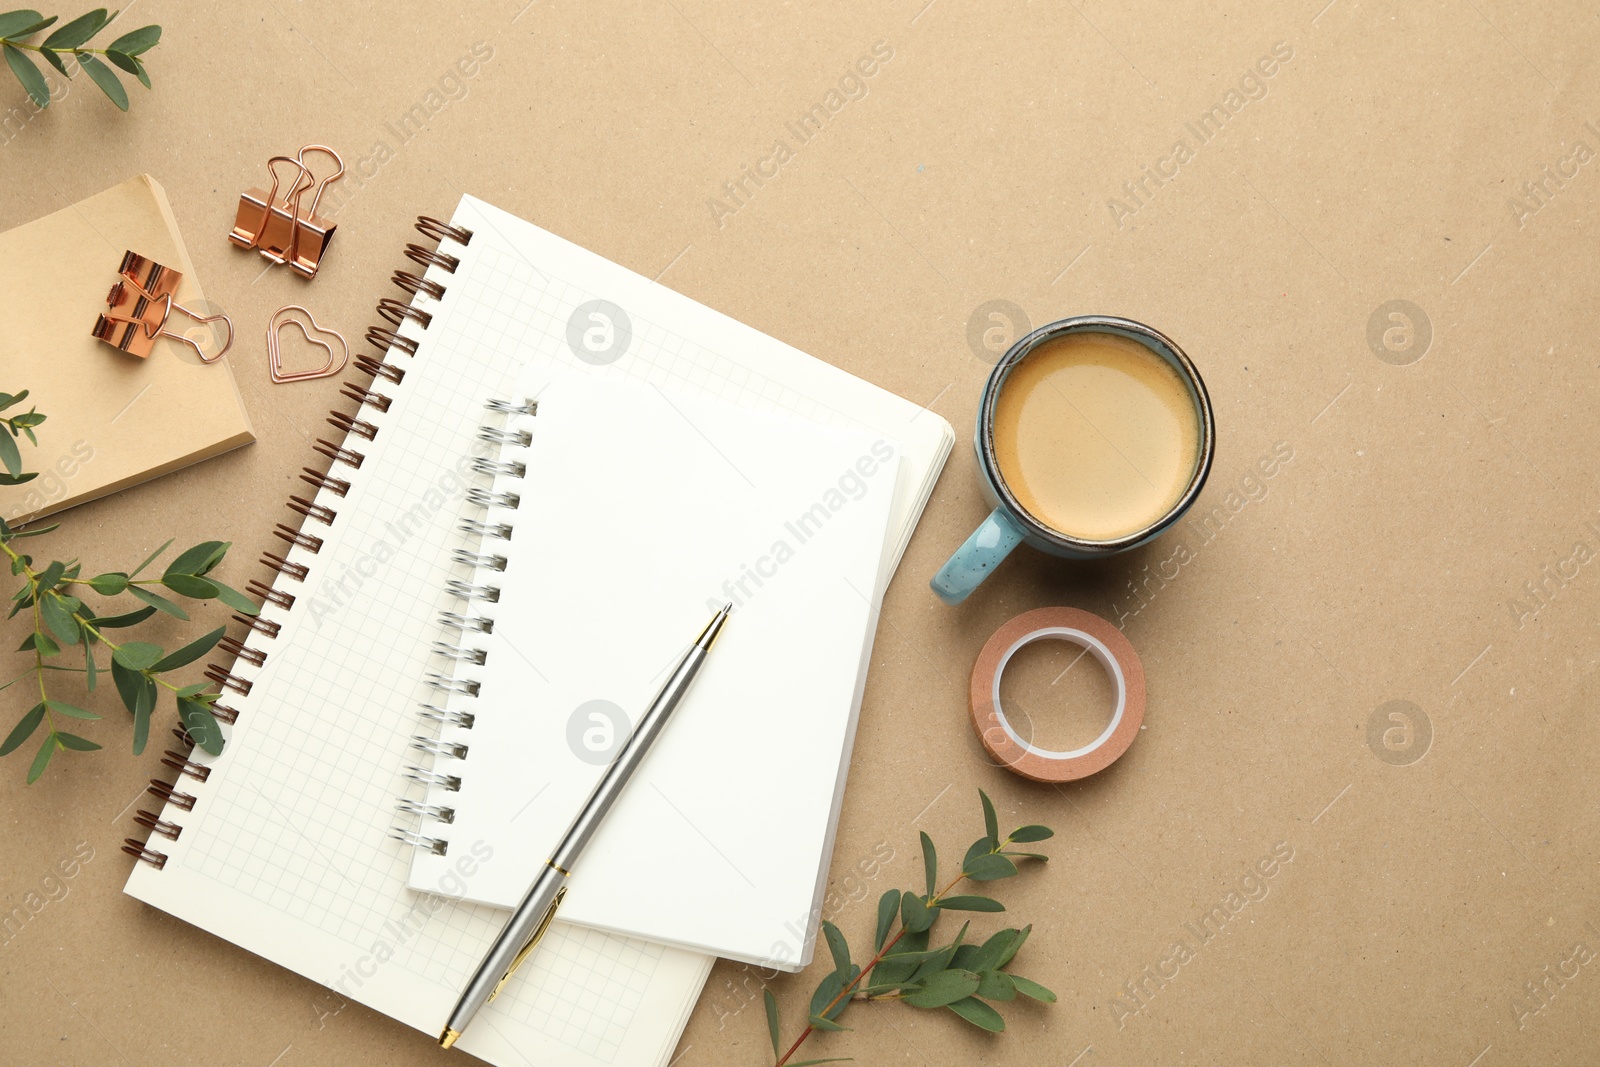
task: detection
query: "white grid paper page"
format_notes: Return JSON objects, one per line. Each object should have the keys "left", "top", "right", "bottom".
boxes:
{"left": 124, "top": 203, "right": 711, "bottom": 1067}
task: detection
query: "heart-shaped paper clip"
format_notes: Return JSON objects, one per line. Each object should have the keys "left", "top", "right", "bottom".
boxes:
{"left": 267, "top": 305, "right": 349, "bottom": 384}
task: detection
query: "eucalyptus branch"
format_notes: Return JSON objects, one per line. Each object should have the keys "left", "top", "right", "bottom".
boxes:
{"left": 762, "top": 791, "right": 1057, "bottom": 1066}
{"left": 1, "top": 390, "right": 256, "bottom": 782}
{"left": 0, "top": 8, "right": 161, "bottom": 112}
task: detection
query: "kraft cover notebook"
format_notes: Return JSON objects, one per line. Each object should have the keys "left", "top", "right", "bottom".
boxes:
{"left": 122, "top": 195, "right": 952, "bottom": 1063}
{"left": 404, "top": 374, "right": 899, "bottom": 969}
{"left": 0, "top": 174, "right": 254, "bottom": 525}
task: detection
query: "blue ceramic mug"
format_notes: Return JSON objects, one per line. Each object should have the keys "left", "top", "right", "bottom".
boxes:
{"left": 931, "top": 316, "right": 1215, "bottom": 605}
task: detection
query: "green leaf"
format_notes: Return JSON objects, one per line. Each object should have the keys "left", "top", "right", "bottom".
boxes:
{"left": 921, "top": 830, "right": 937, "bottom": 897}
{"left": 55, "top": 731, "right": 100, "bottom": 751}
{"left": 42, "top": 8, "right": 109, "bottom": 49}
{"left": 166, "top": 540, "right": 228, "bottom": 578}
{"left": 90, "top": 605, "right": 156, "bottom": 628}
{"left": 149, "top": 625, "right": 224, "bottom": 672}
{"left": 33, "top": 630, "right": 60, "bottom": 657}
{"left": 78, "top": 53, "right": 126, "bottom": 110}
{"left": 763, "top": 989, "right": 780, "bottom": 1058}
{"left": 110, "top": 658, "right": 141, "bottom": 714}
{"left": 0, "top": 390, "right": 23, "bottom": 410}
{"left": 128, "top": 585, "right": 188, "bottom": 620}
{"left": 971, "top": 926, "right": 1031, "bottom": 973}
{"left": 0, "top": 702, "right": 45, "bottom": 756}
{"left": 208, "top": 578, "right": 258, "bottom": 615}
{"left": 874, "top": 888, "right": 901, "bottom": 951}
{"left": 175, "top": 682, "right": 208, "bottom": 698}
{"left": 900, "top": 892, "right": 934, "bottom": 934}
{"left": 87, "top": 572, "right": 129, "bottom": 595}
{"left": 27, "top": 733, "right": 54, "bottom": 782}
{"left": 1009, "top": 975, "right": 1056, "bottom": 1003}
{"left": 980, "top": 789, "right": 998, "bottom": 846}
{"left": 178, "top": 697, "right": 224, "bottom": 756}
{"left": 44, "top": 699, "right": 98, "bottom": 720}
{"left": 102, "top": 47, "right": 135, "bottom": 79}
{"left": 946, "top": 996, "right": 1005, "bottom": 1033}
{"left": 0, "top": 11, "right": 53, "bottom": 38}
{"left": 976, "top": 970, "right": 1016, "bottom": 1001}
{"left": 1007, "top": 825, "right": 1053, "bottom": 843}
{"left": 39, "top": 594, "right": 79, "bottom": 645}
{"left": 807, "top": 965, "right": 859, "bottom": 1024}
{"left": 37, "top": 45, "right": 61, "bottom": 73}
{"left": 963, "top": 836, "right": 995, "bottom": 870}
{"left": 938, "top": 895, "right": 1005, "bottom": 913}
{"left": 963, "top": 854, "right": 1018, "bottom": 882}
{"left": 902, "top": 969, "right": 980, "bottom": 1009}
{"left": 127, "top": 51, "right": 147, "bottom": 87}
{"left": 129, "top": 537, "right": 173, "bottom": 578}
{"left": 909, "top": 922, "right": 968, "bottom": 984}
{"left": 161, "top": 573, "right": 219, "bottom": 600}
{"left": 131, "top": 676, "right": 152, "bottom": 754}
{"left": 822, "top": 920, "right": 851, "bottom": 979}
{"left": 83, "top": 641, "right": 96, "bottom": 691}
{"left": 107, "top": 23, "right": 158, "bottom": 54}
{"left": 806, "top": 1014, "right": 849, "bottom": 1032}
{"left": 0, "top": 470, "right": 38, "bottom": 485}
{"left": 112, "top": 641, "right": 163, "bottom": 670}
{"left": 0, "top": 420, "right": 22, "bottom": 475}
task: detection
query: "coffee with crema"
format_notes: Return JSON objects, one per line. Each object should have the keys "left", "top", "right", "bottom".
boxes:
{"left": 992, "top": 331, "right": 1200, "bottom": 542}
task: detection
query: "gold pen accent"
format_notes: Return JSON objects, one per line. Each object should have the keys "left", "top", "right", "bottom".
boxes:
{"left": 438, "top": 1027, "right": 462, "bottom": 1049}
{"left": 487, "top": 885, "right": 568, "bottom": 1003}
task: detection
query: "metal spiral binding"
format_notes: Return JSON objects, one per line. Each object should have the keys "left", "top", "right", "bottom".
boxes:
{"left": 129, "top": 211, "right": 475, "bottom": 873}
{"left": 392, "top": 269, "right": 446, "bottom": 301}
{"left": 394, "top": 392, "right": 532, "bottom": 857}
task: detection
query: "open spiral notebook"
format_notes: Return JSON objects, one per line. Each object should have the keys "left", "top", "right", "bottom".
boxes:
{"left": 122, "top": 195, "right": 952, "bottom": 1066}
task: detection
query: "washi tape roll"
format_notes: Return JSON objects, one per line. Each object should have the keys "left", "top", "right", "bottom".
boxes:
{"left": 969, "top": 606, "right": 1145, "bottom": 782}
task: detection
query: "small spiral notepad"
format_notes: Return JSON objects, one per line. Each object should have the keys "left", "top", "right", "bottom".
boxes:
{"left": 121, "top": 196, "right": 952, "bottom": 1067}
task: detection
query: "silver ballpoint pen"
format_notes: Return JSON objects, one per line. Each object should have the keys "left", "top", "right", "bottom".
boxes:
{"left": 439, "top": 602, "right": 732, "bottom": 1050}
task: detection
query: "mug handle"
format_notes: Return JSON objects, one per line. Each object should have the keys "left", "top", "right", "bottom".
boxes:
{"left": 930, "top": 508, "right": 1026, "bottom": 605}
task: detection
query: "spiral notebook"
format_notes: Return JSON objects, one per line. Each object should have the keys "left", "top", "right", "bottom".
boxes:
{"left": 403, "top": 373, "right": 899, "bottom": 968}
{"left": 121, "top": 196, "right": 952, "bottom": 1066}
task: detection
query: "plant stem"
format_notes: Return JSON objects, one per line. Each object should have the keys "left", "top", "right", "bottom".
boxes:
{"left": 772, "top": 867, "right": 978, "bottom": 1067}
{"left": 1, "top": 41, "right": 113, "bottom": 57}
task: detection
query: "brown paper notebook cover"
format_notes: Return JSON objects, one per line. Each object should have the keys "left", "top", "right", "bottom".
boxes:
{"left": 0, "top": 174, "right": 253, "bottom": 525}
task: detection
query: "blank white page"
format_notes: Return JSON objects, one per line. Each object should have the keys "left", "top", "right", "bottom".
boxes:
{"left": 408, "top": 376, "right": 898, "bottom": 968}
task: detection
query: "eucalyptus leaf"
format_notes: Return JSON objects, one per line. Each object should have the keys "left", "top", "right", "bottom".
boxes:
{"left": 131, "top": 676, "right": 153, "bottom": 754}
{"left": 55, "top": 731, "right": 99, "bottom": 751}
{"left": 0, "top": 702, "right": 45, "bottom": 756}
{"left": 1009, "top": 975, "right": 1056, "bottom": 1003}
{"left": 86, "top": 571, "right": 129, "bottom": 595}
{"left": 805, "top": 1014, "right": 849, "bottom": 1033}
{"left": 129, "top": 537, "right": 173, "bottom": 578}
{"left": 901, "top": 969, "right": 980, "bottom": 1009}
{"left": 44, "top": 699, "right": 97, "bottom": 720}
{"left": 900, "top": 892, "right": 934, "bottom": 934}
{"left": 963, "top": 853, "right": 1018, "bottom": 882}
{"left": 976, "top": 970, "right": 1016, "bottom": 1001}
{"left": 209, "top": 578, "right": 259, "bottom": 615}
{"left": 980, "top": 788, "right": 998, "bottom": 845}
{"left": 90, "top": 605, "right": 156, "bottom": 628}
{"left": 0, "top": 422, "right": 22, "bottom": 475}
{"left": 107, "top": 23, "right": 158, "bottom": 54}
{"left": 763, "top": 989, "right": 780, "bottom": 1057}
{"left": 33, "top": 630, "right": 60, "bottom": 657}
{"left": 112, "top": 641, "right": 162, "bottom": 670}
{"left": 873, "top": 888, "right": 901, "bottom": 951}
{"left": 0, "top": 11, "right": 52, "bottom": 38}
{"left": 1, "top": 43, "right": 45, "bottom": 108}
{"left": 27, "top": 733, "right": 54, "bottom": 782}
{"left": 149, "top": 625, "right": 224, "bottom": 672}
{"left": 177, "top": 697, "right": 224, "bottom": 756}
{"left": 938, "top": 895, "right": 1005, "bottom": 913}
{"left": 83, "top": 641, "right": 95, "bottom": 691}
{"left": 128, "top": 584, "right": 188, "bottom": 620}
{"left": 39, "top": 593, "right": 78, "bottom": 645}
{"left": 166, "top": 540, "right": 227, "bottom": 577}
{"left": 1007, "top": 825, "right": 1053, "bottom": 843}
{"left": 920, "top": 830, "right": 936, "bottom": 896}
{"left": 822, "top": 920, "right": 851, "bottom": 979}
{"left": 41, "top": 7, "right": 107, "bottom": 49}
{"left": 161, "top": 572, "right": 218, "bottom": 600}
{"left": 77, "top": 53, "right": 126, "bottom": 111}
{"left": 946, "top": 996, "right": 1005, "bottom": 1033}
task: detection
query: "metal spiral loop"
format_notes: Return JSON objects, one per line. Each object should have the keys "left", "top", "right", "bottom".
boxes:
{"left": 388, "top": 826, "right": 449, "bottom": 856}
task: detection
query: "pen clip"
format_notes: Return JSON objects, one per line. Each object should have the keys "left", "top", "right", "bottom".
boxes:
{"left": 488, "top": 885, "right": 567, "bottom": 1003}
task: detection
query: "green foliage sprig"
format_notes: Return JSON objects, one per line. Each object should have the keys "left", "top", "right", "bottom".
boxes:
{"left": 1, "top": 392, "right": 255, "bottom": 782}
{"left": 0, "top": 8, "right": 160, "bottom": 112}
{"left": 762, "top": 791, "right": 1056, "bottom": 1066}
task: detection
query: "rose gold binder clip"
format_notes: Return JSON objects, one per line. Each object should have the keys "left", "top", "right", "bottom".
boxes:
{"left": 90, "top": 251, "right": 234, "bottom": 362}
{"left": 229, "top": 145, "right": 344, "bottom": 279}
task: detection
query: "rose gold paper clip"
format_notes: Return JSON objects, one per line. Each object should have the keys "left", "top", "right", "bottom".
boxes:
{"left": 90, "top": 251, "right": 234, "bottom": 362}
{"left": 229, "top": 144, "right": 344, "bottom": 279}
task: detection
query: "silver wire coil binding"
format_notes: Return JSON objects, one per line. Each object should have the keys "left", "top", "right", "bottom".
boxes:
{"left": 431, "top": 640, "right": 487, "bottom": 666}
{"left": 397, "top": 797, "right": 456, "bottom": 824}
{"left": 402, "top": 765, "right": 462, "bottom": 791}
{"left": 451, "top": 549, "right": 508, "bottom": 572}
{"left": 424, "top": 670, "right": 481, "bottom": 697}
{"left": 410, "top": 733, "right": 469, "bottom": 760}
{"left": 471, "top": 456, "right": 527, "bottom": 479}
{"left": 418, "top": 702, "right": 476, "bottom": 728}
{"left": 459, "top": 518, "right": 513, "bottom": 540}
{"left": 476, "top": 425, "right": 532, "bottom": 448}
{"left": 389, "top": 826, "right": 449, "bottom": 855}
{"left": 445, "top": 579, "right": 500, "bottom": 603}
{"left": 465, "top": 486, "right": 521, "bottom": 510}
{"left": 438, "top": 611, "right": 494, "bottom": 634}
